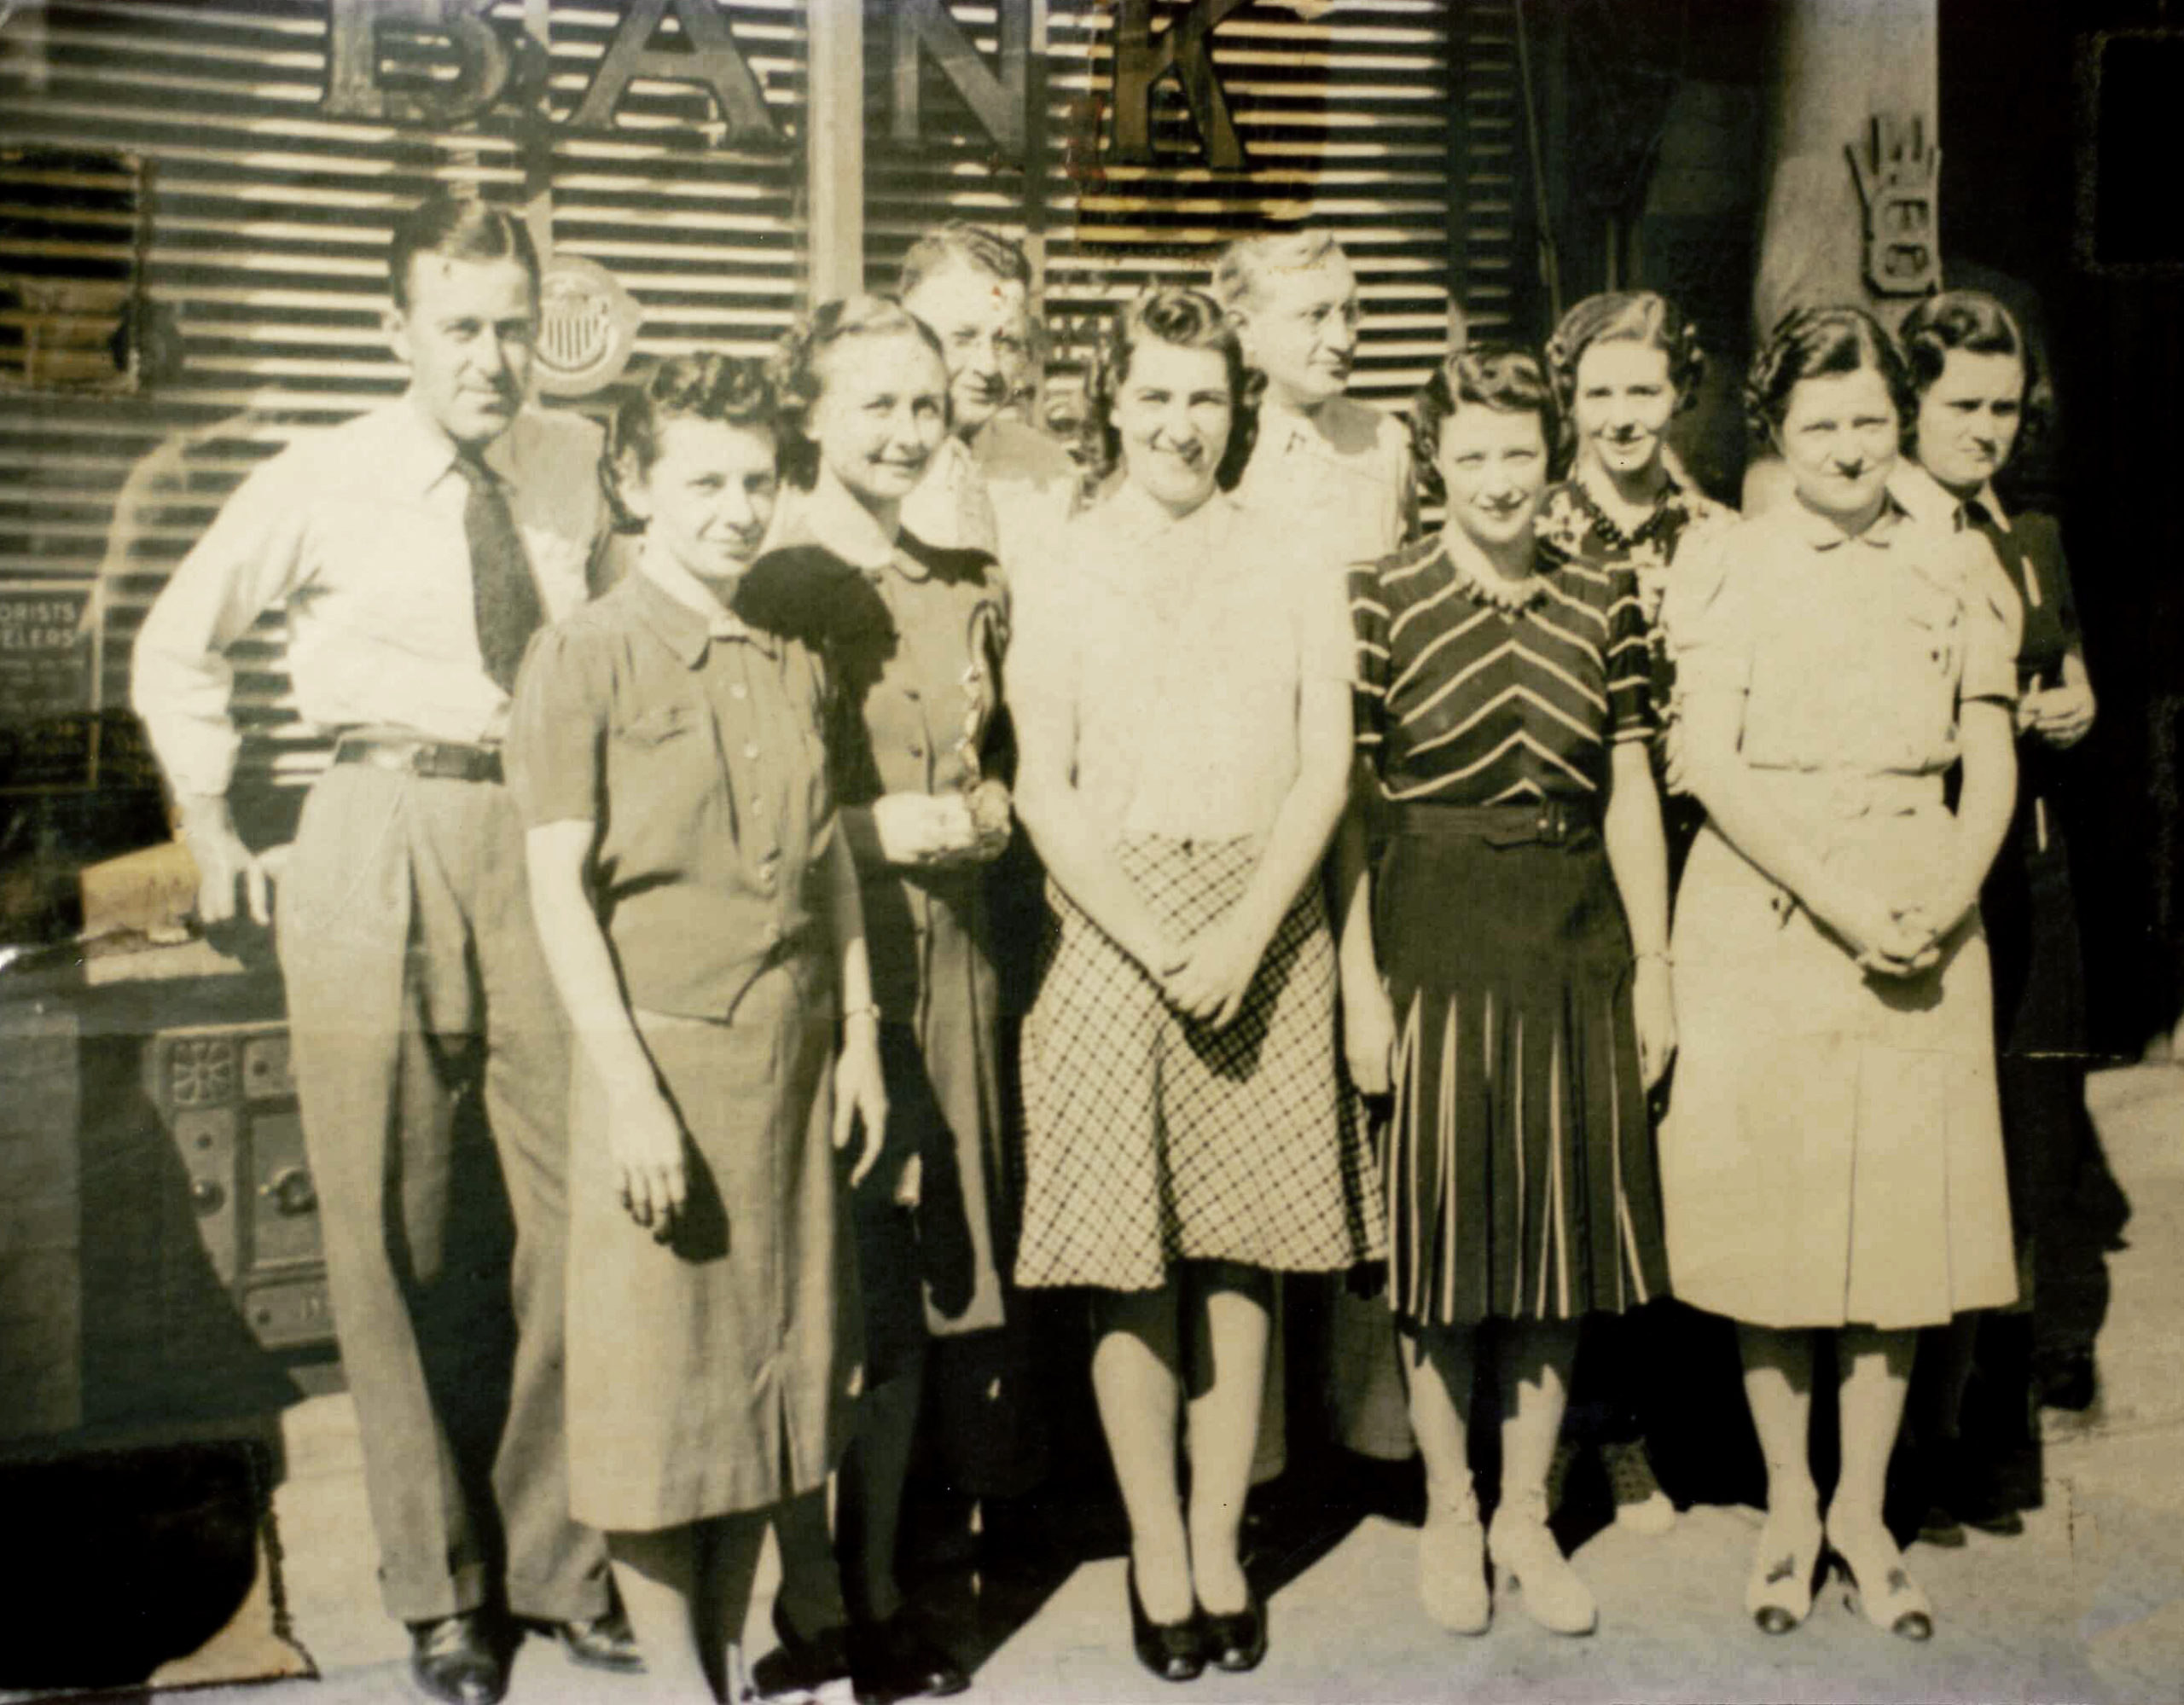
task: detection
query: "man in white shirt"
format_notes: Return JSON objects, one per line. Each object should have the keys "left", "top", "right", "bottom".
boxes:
{"left": 897, "top": 222, "right": 1078, "bottom": 572}
{"left": 131, "top": 190, "right": 636, "bottom": 1705}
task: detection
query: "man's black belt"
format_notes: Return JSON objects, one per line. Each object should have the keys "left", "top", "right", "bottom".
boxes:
{"left": 333, "top": 733, "right": 504, "bottom": 786}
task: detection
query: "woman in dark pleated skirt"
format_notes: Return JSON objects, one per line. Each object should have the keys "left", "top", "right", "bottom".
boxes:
{"left": 1339, "top": 345, "right": 1676, "bottom": 1638}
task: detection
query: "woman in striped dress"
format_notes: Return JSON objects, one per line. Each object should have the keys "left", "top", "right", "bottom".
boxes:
{"left": 1339, "top": 345, "right": 1676, "bottom": 1637}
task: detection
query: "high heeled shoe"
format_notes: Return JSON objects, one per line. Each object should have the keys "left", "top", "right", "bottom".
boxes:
{"left": 1827, "top": 1513, "right": 1934, "bottom": 1641}
{"left": 1127, "top": 1563, "right": 1205, "bottom": 1683}
{"left": 1744, "top": 1502, "right": 1826, "bottom": 1635}
{"left": 1198, "top": 1580, "right": 1268, "bottom": 1674}
{"left": 1419, "top": 1482, "right": 1491, "bottom": 1636}
{"left": 1487, "top": 1488, "right": 1597, "bottom": 1636}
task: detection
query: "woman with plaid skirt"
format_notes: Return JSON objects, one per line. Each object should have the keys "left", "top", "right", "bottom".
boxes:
{"left": 1009, "top": 287, "right": 1384, "bottom": 1682}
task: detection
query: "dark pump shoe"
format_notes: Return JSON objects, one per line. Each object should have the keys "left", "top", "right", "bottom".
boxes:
{"left": 1199, "top": 1581, "right": 1269, "bottom": 1673}
{"left": 408, "top": 1613, "right": 507, "bottom": 1705}
{"left": 848, "top": 1612, "right": 970, "bottom": 1701}
{"left": 551, "top": 1609, "right": 646, "bottom": 1673}
{"left": 762, "top": 1600, "right": 855, "bottom": 1700}
{"left": 1126, "top": 1563, "right": 1205, "bottom": 1684}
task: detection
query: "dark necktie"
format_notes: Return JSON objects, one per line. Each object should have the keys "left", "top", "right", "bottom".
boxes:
{"left": 455, "top": 449, "right": 544, "bottom": 693}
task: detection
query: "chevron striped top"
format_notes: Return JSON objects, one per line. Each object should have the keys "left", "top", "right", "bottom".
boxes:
{"left": 1350, "top": 536, "right": 1653, "bottom": 803}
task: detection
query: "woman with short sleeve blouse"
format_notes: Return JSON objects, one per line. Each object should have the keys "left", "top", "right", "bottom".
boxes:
{"left": 1338, "top": 345, "right": 1676, "bottom": 1640}
{"left": 1659, "top": 307, "right": 2020, "bottom": 1644}
{"left": 1009, "top": 287, "right": 1381, "bottom": 1682}
{"left": 508, "top": 357, "right": 886, "bottom": 1702}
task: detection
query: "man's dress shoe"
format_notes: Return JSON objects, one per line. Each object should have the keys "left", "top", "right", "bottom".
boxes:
{"left": 408, "top": 1613, "right": 506, "bottom": 1705}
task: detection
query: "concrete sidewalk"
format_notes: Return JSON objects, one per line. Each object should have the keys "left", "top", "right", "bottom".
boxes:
{"left": 175, "top": 1065, "right": 2184, "bottom": 1704}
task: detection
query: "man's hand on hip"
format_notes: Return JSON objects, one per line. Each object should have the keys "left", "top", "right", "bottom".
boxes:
{"left": 176, "top": 792, "right": 286, "bottom": 927}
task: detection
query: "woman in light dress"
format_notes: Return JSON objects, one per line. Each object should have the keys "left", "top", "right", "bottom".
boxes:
{"left": 1659, "top": 306, "right": 2022, "bottom": 1640}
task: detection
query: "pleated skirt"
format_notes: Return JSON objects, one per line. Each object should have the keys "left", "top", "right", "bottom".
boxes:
{"left": 1014, "top": 833, "right": 1385, "bottom": 1293}
{"left": 1375, "top": 809, "right": 1668, "bottom": 1329}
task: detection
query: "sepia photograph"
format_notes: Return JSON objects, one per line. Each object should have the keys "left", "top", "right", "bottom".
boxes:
{"left": 0, "top": 2, "right": 2179, "bottom": 1702}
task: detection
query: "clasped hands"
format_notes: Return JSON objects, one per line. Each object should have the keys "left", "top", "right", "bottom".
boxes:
{"left": 1824, "top": 879, "right": 1974, "bottom": 979}
{"left": 871, "top": 780, "right": 1013, "bottom": 869}
{"left": 1136, "top": 908, "right": 1274, "bottom": 1032}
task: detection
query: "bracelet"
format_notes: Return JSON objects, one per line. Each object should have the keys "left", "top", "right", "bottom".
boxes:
{"left": 1635, "top": 948, "right": 1673, "bottom": 969}
{"left": 841, "top": 1000, "right": 882, "bottom": 1027}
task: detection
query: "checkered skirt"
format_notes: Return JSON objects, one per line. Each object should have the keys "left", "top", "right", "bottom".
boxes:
{"left": 1014, "top": 834, "right": 1385, "bottom": 1291}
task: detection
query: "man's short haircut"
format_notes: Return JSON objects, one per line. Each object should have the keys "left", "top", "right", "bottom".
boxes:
{"left": 1211, "top": 229, "right": 1350, "bottom": 313}
{"left": 388, "top": 187, "right": 541, "bottom": 311}
{"left": 897, "top": 223, "right": 1032, "bottom": 298}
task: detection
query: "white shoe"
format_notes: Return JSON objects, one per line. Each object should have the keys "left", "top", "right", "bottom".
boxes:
{"left": 1488, "top": 1488, "right": 1598, "bottom": 1636}
{"left": 1419, "top": 1481, "right": 1491, "bottom": 1635}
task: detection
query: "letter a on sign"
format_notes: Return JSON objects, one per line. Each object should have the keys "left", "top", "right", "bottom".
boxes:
{"left": 572, "top": 0, "right": 776, "bottom": 142}
{"left": 1112, "top": 0, "right": 1251, "bottom": 170}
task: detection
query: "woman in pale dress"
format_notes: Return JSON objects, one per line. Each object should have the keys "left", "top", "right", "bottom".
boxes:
{"left": 1659, "top": 306, "right": 2021, "bottom": 1640}
{"left": 1009, "top": 286, "right": 1382, "bottom": 1681}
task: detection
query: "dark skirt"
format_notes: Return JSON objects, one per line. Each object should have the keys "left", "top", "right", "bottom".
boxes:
{"left": 1984, "top": 783, "right": 2091, "bottom": 1291}
{"left": 1375, "top": 803, "right": 1669, "bottom": 1329}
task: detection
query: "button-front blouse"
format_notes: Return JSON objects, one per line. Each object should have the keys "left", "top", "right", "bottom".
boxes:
{"left": 506, "top": 539, "right": 834, "bottom": 1024}
{"left": 1663, "top": 497, "right": 2021, "bottom": 781}
{"left": 1010, "top": 481, "right": 1354, "bottom": 844}
{"left": 742, "top": 479, "right": 1008, "bottom": 1027}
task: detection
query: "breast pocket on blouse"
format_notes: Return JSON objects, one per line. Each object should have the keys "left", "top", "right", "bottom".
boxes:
{"left": 605, "top": 700, "right": 717, "bottom": 858}
{"left": 614, "top": 702, "right": 700, "bottom": 748}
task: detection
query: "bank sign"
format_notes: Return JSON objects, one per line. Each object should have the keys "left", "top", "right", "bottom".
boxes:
{"left": 324, "top": 0, "right": 1258, "bottom": 170}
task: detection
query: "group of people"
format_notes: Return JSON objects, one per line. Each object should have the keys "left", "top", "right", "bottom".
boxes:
{"left": 129, "top": 187, "right": 2099, "bottom": 1704}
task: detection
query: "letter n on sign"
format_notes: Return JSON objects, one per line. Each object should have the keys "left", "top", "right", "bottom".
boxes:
{"left": 892, "top": 0, "right": 1031, "bottom": 162}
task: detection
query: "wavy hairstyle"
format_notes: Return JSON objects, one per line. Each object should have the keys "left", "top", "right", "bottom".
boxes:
{"left": 1408, "top": 343, "right": 1560, "bottom": 508}
{"left": 770, "top": 294, "right": 948, "bottom": 490}
{"left": 1078, "top": 285, "right": 1261, "bottom": 494}
{"left": 1544, "top": 290, "right": 1706, "bottom": 420}
{"left": 607, "top": 353, "right": 785, "bottom": 484}
{"left": 1745, "top": 305, "right": 1914, "bottom": 446}
{"left": 1897, "top": 288, "right": 2052, "bottom": 454}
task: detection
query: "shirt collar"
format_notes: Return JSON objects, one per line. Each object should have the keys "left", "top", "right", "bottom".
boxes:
{"left": 387, "top": 392, "right": 523, "bottom": 498}
{"left": 1968, "top": 481, "right": 2011, "bottom": 532}
{"left": 1885, "top": 460, "right": 1960, "bottom": 530}
{"left": 1103, "top": 476, "right": 1233, "bottom": 548}
{"left": 803, "top": 463, "right": 903, "bottom": 575}
{"left": 633, "top": 536, "right": 775, "bottom": 665}
{"left": 1886, "top": 460, "right": 2011, "bottom": 536}
{"left": 1788, "top": 488, "right": 1910, "bottom": 552}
